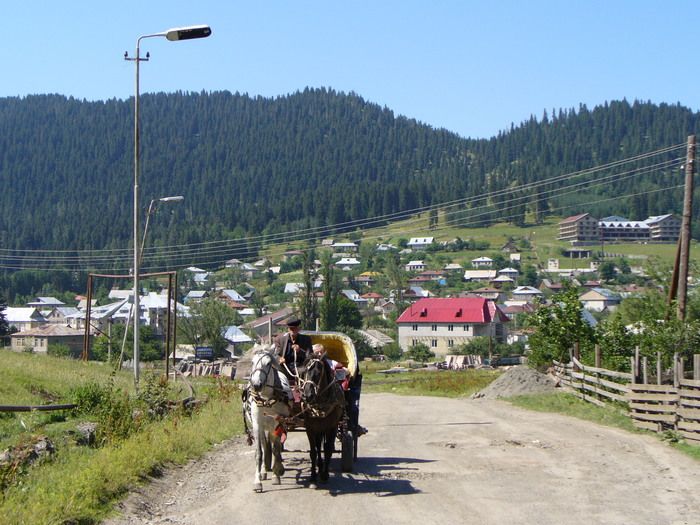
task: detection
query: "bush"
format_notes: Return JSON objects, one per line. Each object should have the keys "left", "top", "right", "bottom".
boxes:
{"left": 404, "top": 343, "right": 435, "bottom": 362}
{"left": 47, "top": 343, "right": 74, "bottom": 359}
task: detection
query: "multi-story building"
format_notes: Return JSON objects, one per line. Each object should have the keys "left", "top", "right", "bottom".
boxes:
{"left": 559, "top": 213, "right": 680, "bottom": 244}
{"left": 645, "top": 214, "right": 681, "bottom": 242}
{"left": 396, "top": 297, "right": 508, "bottom": 357}
{"left": 558, "top": 213, "right": 599, "bottom": 243}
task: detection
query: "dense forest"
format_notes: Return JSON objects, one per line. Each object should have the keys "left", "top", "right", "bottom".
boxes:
{"left": 0, "top": 89, "right": 698, "bottom": 271}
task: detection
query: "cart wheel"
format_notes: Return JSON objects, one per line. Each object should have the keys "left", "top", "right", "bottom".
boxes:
{"left": 341, "top": 430, "right": 354, "bottom": 472}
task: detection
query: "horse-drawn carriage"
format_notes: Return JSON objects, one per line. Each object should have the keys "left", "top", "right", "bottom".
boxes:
{"left": 295, "top": 330, "right": 363, "bottom": 472}
{"left": 243, "top": 331, "right": 364, "bottom": 491}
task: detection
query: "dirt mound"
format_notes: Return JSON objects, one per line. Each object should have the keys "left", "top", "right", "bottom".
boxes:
{"left": 472, "top": 365, "right": 559, "bottom": 399}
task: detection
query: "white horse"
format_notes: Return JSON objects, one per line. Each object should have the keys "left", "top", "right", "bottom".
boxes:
{"left": 243, "top": 343, "right": 291, "bottom": 492}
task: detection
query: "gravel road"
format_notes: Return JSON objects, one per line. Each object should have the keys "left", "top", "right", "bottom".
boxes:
{"left": 106, "top": 393, "right": 700, "bottom": 525}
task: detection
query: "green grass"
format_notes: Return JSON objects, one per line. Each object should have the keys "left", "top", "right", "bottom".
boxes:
{"left": 0, "top": 351, "right": 245, "bottom": 524}
{"left": 0, "top": 394, "right": 243, "bottom": 525}
{"left": 361, "top": 361, "right": 501, "bottom": 398}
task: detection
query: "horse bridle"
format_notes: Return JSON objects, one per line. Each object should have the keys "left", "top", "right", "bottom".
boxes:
{"left": 250, "top": 351, "right": 278, "bottom": 392}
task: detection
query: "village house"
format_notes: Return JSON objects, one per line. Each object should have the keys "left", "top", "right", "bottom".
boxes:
{"left": 361, "top": 292, "right": 384, "bottom": 307}
{"left": 405, "top": 260, "right": 426, "bottom": 272}
{"left": 5, "top": 307, "right": 47, "bottom": 332}
{"left": 184, "top": 290, "right": 208, "bottom": 304}
{"left": 443, "top": 263, "right": 463, "bottom": 273}
{"left": 471, "top": 256, "right": 493, "bottom": 268}
{"left": 407, "top": 237, "right": 434, "bottom": 250}
{"left": 44, "top": 306, "right": 80, "bottom": 326}
{"left": 356, "top": 272, "right": 379, "bottom": 287}
{"left": 10, "top": 324, "right": 88, "bottom": 355}
{"left": 341, "top": 289, "right": 368, "bottom": 309}
{"left": 579, "top": 288, "right": 622, "bottom": 312}
{"left": 243, "top": 306, "right": 295, "bottom": 341}
{"left": 358, "top": 329, "right": 394, "bottom": 350}
{"left": 335, "top": 257, "right": 361, "bottom": 270}
{"left": 463, "top": 269, "right": 498, "bottom": 282}
{"left": 498, "top": 267, "right": 519, "bottom": 280}
{"left": 489, "top": 274, "right": 514, "bottom": 288}
{"left": 470, "top": 287, "right": 505, "bottom": 302}
{"left": 510, "top": 286, "right": 544, "bottom": 305}
{"left": 332, "top": 241, "right": 358, "bottom": 253}
{"left": 27, "top": 297, "right": 65, "bottom": 309}
{"left": 396, "top": 297, "right": 508, "bottom": 357}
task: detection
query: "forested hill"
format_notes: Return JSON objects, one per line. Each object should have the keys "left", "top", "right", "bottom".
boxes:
{"left": 0, "top": 89, "right": 698, "bottom": 256}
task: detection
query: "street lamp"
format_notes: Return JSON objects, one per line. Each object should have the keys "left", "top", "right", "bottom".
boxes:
{"left": 125, "top": 25, "right": 211, "bottom": 387}
{"left": 140, "top": 195, "right": 184, "bottom": 265}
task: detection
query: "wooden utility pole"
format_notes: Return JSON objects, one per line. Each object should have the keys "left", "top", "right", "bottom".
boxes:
{"left": 677, "top": 135, "right": 695, "bottom": 321}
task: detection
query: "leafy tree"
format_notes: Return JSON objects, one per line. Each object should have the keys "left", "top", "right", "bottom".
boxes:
{"left": 598, "top": 261, "right": 616, "bottom": 282}
{"left": 525, "top": 286, "right": 595, "bottom": 369}
{"left": 319, "top": 252, "right": 341, "bottom": 331}
{"left": 177, "top": 298, "right": 240, "bottom": 357}
{"left": 92, "top": 324, "right": 163, "bottom": 363}
{"left": 518, "top": 265, "right": 539, "bottom": 287}
{"left": 0, "top": 295, "right": 9, "bottom": 341}
{"left": 594, "top": 316, "right": 637, "bottom": 371}
{"left": 381, "top": 342, "right": 403, "bottom": 361}
{"left": 404, "top": 343, "right": 435, "bottom": 362}
{"left": 298, "top": 251, "right": 318, "bottom": 330}
{"left": 336, "top": 296, "right": 363, "bottom": 330}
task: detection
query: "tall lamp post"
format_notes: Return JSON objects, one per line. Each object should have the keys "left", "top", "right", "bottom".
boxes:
{"left": 125, "top": 25, "right": 211, "bottom": 387}
{"left": 140, "top": 195, "right": 184, "bottom": 265}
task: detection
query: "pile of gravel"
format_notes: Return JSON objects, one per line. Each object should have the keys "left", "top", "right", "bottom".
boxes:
{"left": 472, "top": 366, "right": 559, "bottom": 399}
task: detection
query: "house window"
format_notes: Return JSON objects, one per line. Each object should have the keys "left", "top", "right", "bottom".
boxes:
{"left": 448, "top": 339, "right": 454, "bottom": 348}
{"left": 431, "top": 324, "right": 437, "bottom": 331}
{"left": 431, "top": 339, "right": 437, "bottom": 348}
{"left": 412, "top": 339, "right": 419, "bottom": 347}
{"left": 448, "top": 325, "right": 454, "bottom": 332}
{"left": 412, "top": 324, "right": 418, "bottom": 331}
{"left": 463, "top": 324, "right": 470, "bottom": 331}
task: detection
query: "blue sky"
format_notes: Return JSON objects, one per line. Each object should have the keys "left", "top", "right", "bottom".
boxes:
{"left": 1, "top": 1, "right": 697, "bottom": 139}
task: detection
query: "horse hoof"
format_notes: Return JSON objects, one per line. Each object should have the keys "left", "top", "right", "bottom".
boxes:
{"left": 272, "top": 476, "right": 281, "bottom": 485}
{"left": 253, "top": 483, "right": 263, "bottom": 493}
{"left": 260, "top": 472, "right": 267, "bottom": 481}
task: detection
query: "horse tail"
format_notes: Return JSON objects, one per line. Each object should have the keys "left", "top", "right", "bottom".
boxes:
{"left": 242, "top": 386, "right": 253, "bottom": 446}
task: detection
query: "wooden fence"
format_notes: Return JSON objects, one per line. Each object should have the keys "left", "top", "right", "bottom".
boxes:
{"left": 553, "top": 353, "right": 700, "bottom": 445}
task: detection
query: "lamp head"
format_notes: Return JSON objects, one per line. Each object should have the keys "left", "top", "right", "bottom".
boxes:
{"left": 165, "top": 25, "right": 212, "bottom": 42}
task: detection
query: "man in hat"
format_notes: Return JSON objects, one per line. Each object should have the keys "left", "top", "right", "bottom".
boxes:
{"left": 275, "top": 317, "right": 312, "bottom": 379}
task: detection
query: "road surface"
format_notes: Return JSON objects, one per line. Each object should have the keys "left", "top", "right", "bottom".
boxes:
{"left": 106, "top": 393, "right": 700, "bottom": 525}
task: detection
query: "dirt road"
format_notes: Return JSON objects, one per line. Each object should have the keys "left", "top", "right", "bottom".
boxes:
{"left": 106, "top": 393, "right": 700, "bottom": 525}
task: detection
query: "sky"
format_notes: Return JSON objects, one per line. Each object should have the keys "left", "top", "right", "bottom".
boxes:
{"left": 1, "top": 1, "right": 698, "bottom": 139}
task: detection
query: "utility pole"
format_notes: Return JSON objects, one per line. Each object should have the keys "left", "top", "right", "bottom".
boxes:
{"left": 677, "top": 135, "right": 695, "bottom": 321}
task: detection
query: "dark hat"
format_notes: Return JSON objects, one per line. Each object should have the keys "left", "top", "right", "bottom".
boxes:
{"left": 286, "top": 317, "right": 301, "bottom": 327}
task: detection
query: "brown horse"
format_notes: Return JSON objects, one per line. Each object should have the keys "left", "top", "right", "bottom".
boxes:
{"left": 299, "top": 357, "right": 345, "bottom": 486}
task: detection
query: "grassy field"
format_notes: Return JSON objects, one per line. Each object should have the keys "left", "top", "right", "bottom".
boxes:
{"left": 0, "top": 351, "right": 243, "bottom": 524}
{"left": 360, "top": 360, "right": 500, "bottom": 398}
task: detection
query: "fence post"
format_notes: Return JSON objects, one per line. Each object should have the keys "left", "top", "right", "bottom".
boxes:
{"left": 594, "top": 344, "right": 601, "bottom": 368}
{"left": 573, "top": 342, "right": 580, "bottom": 369}
{"left": 694, "top": 354, "right": 700, "bottom": 381}
{"left": 633, "top": 346, "right": 641, "bottom": 383}
{"left": 673, "top": 352, "right": 679, "bottom": 389}
{"left": 642, "top": 356, "right": 648, "bottom": 385}
{"left": 657, "top": 351, "right": 663, "bottom": 385}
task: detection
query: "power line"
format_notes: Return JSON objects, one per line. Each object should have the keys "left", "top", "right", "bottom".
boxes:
{"left": 0, "top": 145, "right": 686, "bottom": 271}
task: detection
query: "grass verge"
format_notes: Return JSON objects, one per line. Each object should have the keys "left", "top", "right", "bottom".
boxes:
{"left": 507, "top": 392, "right": 700, "bottom": 461}
{"left": 0, "top": 391, "right": 243, "bottom": 525}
